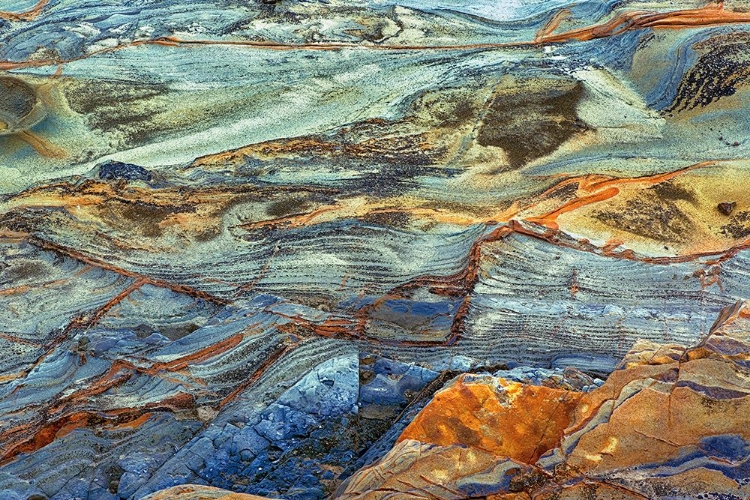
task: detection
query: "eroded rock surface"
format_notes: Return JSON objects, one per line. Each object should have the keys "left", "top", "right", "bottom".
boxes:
{"left": 336, "top": 301, "right": 750, "bottom": 499}
{"left": 1, "top": 0, "right": 750, "bottom": 499}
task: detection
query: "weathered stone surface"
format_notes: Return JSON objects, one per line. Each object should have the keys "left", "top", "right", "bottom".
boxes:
{"left": 2, "top": 0, "right": 750, "bottom": 498}
{"left": 336, "top": 301, "right": 750, "bottom": 499}
{"left": 399, "top": 375, "right": 582, "bottom": 463}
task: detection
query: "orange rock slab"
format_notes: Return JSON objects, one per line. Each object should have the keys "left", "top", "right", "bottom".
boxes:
{"left": 398, "top": 374, "right": 582, "bottom": 463}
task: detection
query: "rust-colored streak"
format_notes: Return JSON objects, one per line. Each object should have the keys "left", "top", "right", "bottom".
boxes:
{"left": 525, "top": 161, "right": 714, "bottom": 230}
{"left": 537, "top": 2, "right": 750, "bottom": 44}
{"left": 0, "top": 37, "right": 158, "bottom": 71}
{"left": 65, "top": 277, "right": 147, "bottom": 332}
{"left": 0, "top": 0, "right": 49, "bottom": 21}
{"left": 535, "top": 8, "right": 573, "bottom": 42}
{"left": 527, "top": 186, "right": 621, "bottom": 230}
{"left": 0, "top": 332, "right": 246, "bottom": 466}
{"left": 276, "top": 314, "right": 358, "bottom": 340}
{"left": 240, "top": 204, "right": 343, "bottom": 231}
{"left": 0, "top": 330, "right": 38, "bottom": 349}
{"left": 15, "top": 130, "right": 68, "bottom": 159}
{"left": 28, "top": 236, "right": 229, "bottom": 305}
{"left": 0, "top": 372, "right": 25, "bottom": 383}
{"left": 54, "top": 332, "right": 246, "bottom": 408}
{"left": 109, "top": 412, "right": 154, "bottom": 431}
{"left": 582, "top": 161, "right": 712, "bottom": 190}
{"left": 510, "top": 220, "right": 750, "bottom": 268}
{"left": 1, "top": 345, "right": 231, "bottom": 464}
{"left": 156, "top": 35, "right": 526, "bottom": 52}
{"left": 49, "top": 363, "right": 135, "bottom": 413}
{"left": 276, "top": 306, "right": 474, "bottom": 348}
{"left": 391, "top": 226, "right": 513, "bottom": 299}
{"left": 1, "top": 412, "right": 98, "bottom": 464}
{"left": 0, "top": 230, "right": 30, "bottom": 243}
{"left": 17, "top": 336, "right": 243, "bottom": 450}
{"left": 445, "top": 296, "right": 471, "bottom": 346}
{"left": 153, "top": 332, "right": 245, "bottom": 374}
{"left": 6, "top": 278, "right": 147, "bottom": 396}
{"left": 0, "top": 37, "right": 521, "bottom": 73}
{"left": 0, "top": 284, "right": 32, "bottom": 296}
{"left": 0, "top": 392, "right": 195, "bottom": 466}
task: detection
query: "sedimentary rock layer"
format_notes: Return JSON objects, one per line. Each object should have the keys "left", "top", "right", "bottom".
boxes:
{"left": 1, "top": 0, "right": 750, "bottom": 498}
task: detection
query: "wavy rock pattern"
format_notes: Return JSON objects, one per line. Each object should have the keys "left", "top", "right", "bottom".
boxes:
{"left": 1, "top": 0, "right": 750, "bottom": 499}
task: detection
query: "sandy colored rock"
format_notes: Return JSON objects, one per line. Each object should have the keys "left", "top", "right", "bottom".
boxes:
{"left": 143, "top": 485, "right": 276, "bottom": 500}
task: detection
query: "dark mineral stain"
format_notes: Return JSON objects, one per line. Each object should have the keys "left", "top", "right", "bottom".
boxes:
{"left": 442, "top": 416, "right": 480, "bottom": 447}
{"left": 0, "top": 261, "right": 48, "bottom": 283}
{"left": 266, "top": 196, "right": 312, "bottom": 218}
{"left": 359, "top": 211, "right": 412, "bottom": 229}
{"left": 507, "top": 468, "right": 548, "bottom": 493}
{"left": 676, "top": 380, "right": 749, "bottom": 399}
{"left": 669, "top": 32, "right": 750, "bottom": 112}
{"left": 650, "top": 180, "right": 697, "bottom": 204}
{"left": 698, "top": 434, "right": 750, "bottom": 462}
{"left": 476, "top": 78, "right": 586, "bottom": 170}
{"left": 194, "top": 226, "right": 222, "bottom": 242}
{"left": 63, "top": 79, "right": 168, "bottom": 145}
{"left": 720, "top": 210, "right": 750, "bottom": 239}
{"left": 546, "top": 182, "right": 580, "bottom": 202}
{"left": 98, "top": 160, "right": 153, "bottom": 182}
{"left": 134, "top": 323, "right": 201, "bottom": 341}
{"left": 116, "top": 201, "right": 186, "bottom": 238}
{"left": 417, "top": 90, "right": 478, "bottom": 128}
{"left": 594, "top": 194, "right": 695, "bottom": 243}
{"left": 104, "top": 463, "right": 124, "bottom": 495}
{"left": 0, "top": 207, "right": 64, "bottom": 234}
{"left": 718, "top": 202, "right": 737, "bottom": 216}
{"left": 359, "top": 370, "right": 375, "bottom": 385}
{"left": 344, "top": 18, "right": 390, "bottom": 42}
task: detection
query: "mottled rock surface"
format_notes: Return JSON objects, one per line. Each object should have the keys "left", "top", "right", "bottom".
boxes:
{"left": 1, "top": 0, "right": 750, "bottom": 498}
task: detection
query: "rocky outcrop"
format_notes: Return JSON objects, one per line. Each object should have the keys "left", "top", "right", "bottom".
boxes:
{"left": 144, "top": 301, "right": 750, "bottom": 499}
{"left": 335, "top": 301, "right": 750, "bottom": 499}
{"left": 3, "top": 0, "right": 750, "bottom": 498}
